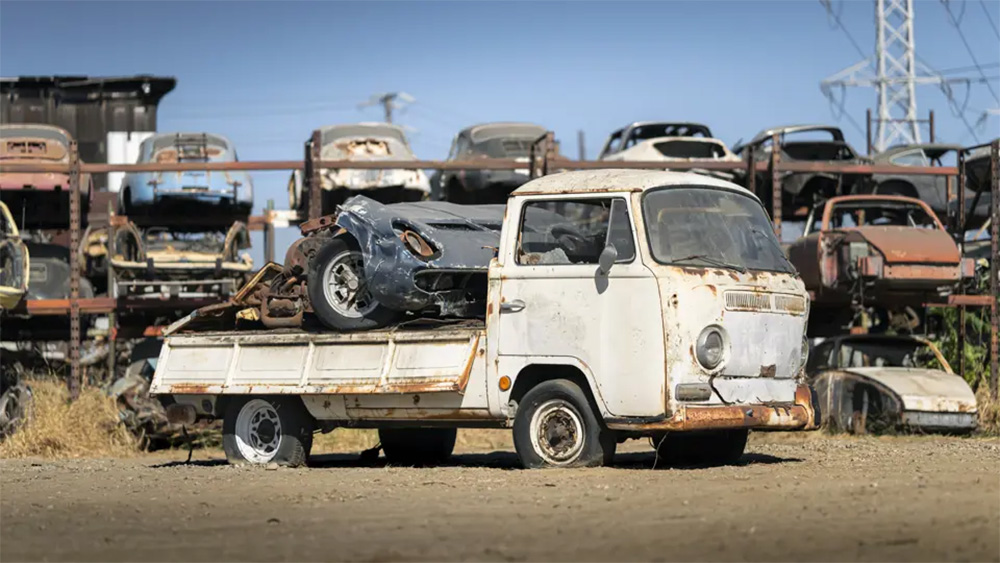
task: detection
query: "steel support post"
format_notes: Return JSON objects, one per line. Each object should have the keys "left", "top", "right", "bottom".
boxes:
{"left": 68, "top": 141, "right": 82, "bottom": 400}
{"left": 308, "top": 131, "right": 323, "bottom": 221}
{"left": 106, "top": 199, "right": 117, "bottom": 380}
{"left": 265, "top": 200, "right": 275, "bottom": 263}
{"left": 990, "top": 140, "right": 999, "bottom": 399}
{"left": 769, "top": 133, "right": 782, "bottom": 237}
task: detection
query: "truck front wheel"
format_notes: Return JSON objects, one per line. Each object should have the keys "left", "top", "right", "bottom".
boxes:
{"left": 378, "top": 427, "right": 457, "bottom": 465}
{"left": 223, "top": 397, "right": 314, "bottom": 467}
{"left": 513, "top": 380, "right": 615, "bottom": 469}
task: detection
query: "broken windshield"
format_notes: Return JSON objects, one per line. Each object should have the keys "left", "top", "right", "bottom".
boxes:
{"left": 836, "top": 338, "right": 945, "bottom": 371}
{"left": 642, "top": 187, "right": 794, "bottom": 273}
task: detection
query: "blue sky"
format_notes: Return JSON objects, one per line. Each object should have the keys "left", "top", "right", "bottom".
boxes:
{"left": 2, "top": 0, "right": 998, "bottom": 257}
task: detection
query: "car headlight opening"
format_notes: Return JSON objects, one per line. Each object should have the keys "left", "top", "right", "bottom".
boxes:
{"left": 696, "top": 326, "right": 727, "bottom": 370}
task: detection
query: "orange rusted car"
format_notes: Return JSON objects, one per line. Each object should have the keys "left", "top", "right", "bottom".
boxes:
{"left": 788, "top": 195, "right": 972, "bottom": 311}
{"left": 0, "top": 124, "right": 92, "bottom": 229}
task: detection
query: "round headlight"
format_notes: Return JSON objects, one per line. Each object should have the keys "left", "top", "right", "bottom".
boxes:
{"left": 799, "top": 336, "right": 810, "bottom": 373}
{"left": 696, "top": 326, "right": 726, "bottom": 370}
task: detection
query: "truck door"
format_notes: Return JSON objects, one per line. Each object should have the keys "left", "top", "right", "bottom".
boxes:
{"left": 494, "top": 195, "right": 664, "bottom": 417}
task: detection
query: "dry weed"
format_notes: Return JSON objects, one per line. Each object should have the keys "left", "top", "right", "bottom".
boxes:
{"left": 0, "top": 378, "right": 138, "bottom": 459}
{"left": 975, "top": 386, "right": 1000, "bottom": 436}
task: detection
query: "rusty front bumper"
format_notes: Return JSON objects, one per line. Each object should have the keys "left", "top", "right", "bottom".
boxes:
{"left": 606, "top": 385, "right": 819, "bottom": 433}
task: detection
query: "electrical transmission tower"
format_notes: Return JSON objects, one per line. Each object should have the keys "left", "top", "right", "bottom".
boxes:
{"left": 821, "top": 0, "right": 999, "bottom": 152}
{"left": 358, "top": 92, "right": 415, "bottom": 124}
{"left": 821, "top": 0, "right": 928, "bottom": 151}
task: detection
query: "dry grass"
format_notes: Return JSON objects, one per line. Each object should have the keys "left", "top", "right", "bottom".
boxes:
{"left": 312, "top": 428, "right": 512, "bottom": 454}
{"left": 0, "top": 378, "right": 138, "bottom": 459}
{"left": 975, "top": 386, "right": 1000, "bottom": 436}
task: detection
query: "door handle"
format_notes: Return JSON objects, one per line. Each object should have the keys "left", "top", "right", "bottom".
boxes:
{"left": 500, "top": 299, "right": 526, "bottom": 313}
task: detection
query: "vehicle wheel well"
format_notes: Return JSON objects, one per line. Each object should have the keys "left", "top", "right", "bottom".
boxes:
{"left": 874, "top": 179, "right": 918, "bottom": 199}
{"left": 509, "top": 364, "right": 603, "bottom": 416}
{"left": 214, "top": 394, "right": 313, "bottom": 423}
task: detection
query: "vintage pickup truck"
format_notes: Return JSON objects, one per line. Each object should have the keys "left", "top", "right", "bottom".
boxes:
{"left": 150, "top": 170, "right": 818, "bottom": 469}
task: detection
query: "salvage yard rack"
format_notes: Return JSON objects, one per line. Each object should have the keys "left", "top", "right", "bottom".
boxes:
{"left": 1, "top": 133, "right": 997, "bottom": 401}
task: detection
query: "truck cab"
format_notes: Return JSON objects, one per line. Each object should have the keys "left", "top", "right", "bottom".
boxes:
{"left": 152, "top": 170, "right": 817, "bottom": 469}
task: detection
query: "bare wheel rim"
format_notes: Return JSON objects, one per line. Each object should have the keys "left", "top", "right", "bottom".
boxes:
{"left": 235, "top": 399, "right": 282, "bottom": 464}
{"left": 321, "top": 248, "right": 378, "bottom": 319}
{"left": 529, "top": 399, "right": 585, "bottom": 466}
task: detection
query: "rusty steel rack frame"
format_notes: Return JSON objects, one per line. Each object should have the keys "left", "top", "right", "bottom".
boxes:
{"left": 2, "top": 135, "right": 997, "bottom": 398}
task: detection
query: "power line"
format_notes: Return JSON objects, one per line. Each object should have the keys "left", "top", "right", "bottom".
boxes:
{"left": 941, "top": 0, "right": 1000, "bottom": 102}
{"left": 982, "top": 0, "right": 1000, "bottom": 40}
{"left": 819, "top": 0, "right": 868, "bottom": 59}
{"left": 933, "top": 62, "right": 1000, "bottom": 75}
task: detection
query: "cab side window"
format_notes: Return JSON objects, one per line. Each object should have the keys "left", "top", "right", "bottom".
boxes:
{"left": 517, "top": 198, "right": 635, "bottom": 265}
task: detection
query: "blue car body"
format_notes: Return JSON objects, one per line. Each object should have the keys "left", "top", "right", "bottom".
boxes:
{"left": 118, "top": 132, "right": 253, "bottom": 222}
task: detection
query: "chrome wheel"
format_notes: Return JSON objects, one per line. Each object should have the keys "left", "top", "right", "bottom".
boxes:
{"left": 529, "top": 399, "right": 585, "bottom": 466}
{"left": 234, "top": 399, "right": 282, "bottom": 463}
{"left": 321, "top": 249, "right": 377, "bottom": 319}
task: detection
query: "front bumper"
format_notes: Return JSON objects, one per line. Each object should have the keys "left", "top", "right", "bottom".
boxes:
{"left": 606, "top": 384, "right": 819, "bottom": 432}
{"left": 901, "top": 411, "right": 978, "bottom": 431}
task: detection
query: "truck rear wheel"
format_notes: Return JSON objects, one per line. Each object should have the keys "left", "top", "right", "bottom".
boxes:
{"left": 223, "top": 397, "right": 314, "bottom": 467}
{"left": 308, "top": 237, "right": 401, "bottom": 331}
{"left": 513, "top": 379, "right": 615, "bottom": 469}
{"left": 378, "top": 427, "right": 457, "bottom": 465}
{"left": 653, "top": 429, "right": 748, "bottom": 467}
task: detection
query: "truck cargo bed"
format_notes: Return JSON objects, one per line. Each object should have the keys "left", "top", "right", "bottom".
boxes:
{"left": 150, "top": 320, "right": 485, "bottom": 397}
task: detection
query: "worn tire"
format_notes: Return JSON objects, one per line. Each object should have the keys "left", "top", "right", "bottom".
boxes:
{"left": 378, "top": 427, "right": 457, "bottom": 465}
{"left": 307, "top": 237, "right": 400, "bottom": 331}
{"left": 513, "top": 379, "right": 614, "bottom": 469}
{"left": 654, "top": 429, "right": 748, "bottom": 467}
{"left": 222, "top": 397, "right": 314, "bottom": 467}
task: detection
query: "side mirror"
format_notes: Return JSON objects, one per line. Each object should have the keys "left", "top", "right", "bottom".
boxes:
{"left": 598, "top": 244, "right": 618, "bottom": 275}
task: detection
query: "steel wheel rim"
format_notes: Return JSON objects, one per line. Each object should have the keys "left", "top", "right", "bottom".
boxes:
{"left": 322, "top": 249, "right": 377, "bottom": 318}
{"left": 235, "top": 399, "right": 282, "bottom": 463}
{"left": 529, "top": 399, "right": 585, "bottom": 466}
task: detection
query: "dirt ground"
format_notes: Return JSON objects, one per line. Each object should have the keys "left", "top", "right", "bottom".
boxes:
{"left": 1, "top": 432, "right": 998, "bottom": 562}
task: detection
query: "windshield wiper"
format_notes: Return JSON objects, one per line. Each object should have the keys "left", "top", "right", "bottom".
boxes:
{"left": 672, "top": 254, "right": 748, "bottom": 274}
{"left": 750, "top": 227, "right": 795, "bottom": 271}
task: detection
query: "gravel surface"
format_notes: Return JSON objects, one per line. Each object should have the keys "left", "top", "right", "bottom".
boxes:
{"left": 1, "top": 433, "right": 998, "bottom": 562}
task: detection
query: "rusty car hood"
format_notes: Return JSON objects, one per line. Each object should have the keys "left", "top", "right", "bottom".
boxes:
{"left": 837, "top": 226, "right": 960, "bottom": 264}
{"left": 843, "top": 367, "right": 977, "bottom": 413}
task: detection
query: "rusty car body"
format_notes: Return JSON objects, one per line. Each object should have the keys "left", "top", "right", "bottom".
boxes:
{"left": 807, "top": 334, "right": 977, "bottom": 433}
{"left": 0, "top": 201, "right": 29, "bottom": 309}
{"left": 430, "top": 122, "right": 548, "bottom": 203}
{"left": 104, "top": 221, "right": 253, "bottom": 300}
{"left": 118, "top": 132, "right": 253, "bottom": 224}
{"left": 734, "top": 125, "right": 870, "bottom": 219}
{"left": 870, "top": 143, "right": 991, "bottom": 226}
{"left": 303, "top": 195, "right": 507, "bottom": 329}
{"left": 787, "top": 195, "right": 971, "bottom": 311}
{"left": 0, "top": 124, "right": 93, "bottom": 229}
{"left": 960, "top": 143, "right": 996, "bottom": 230}
{"left": 290, "top": 123, "right": 429, "bottom": 213}
{"left": 151, "top": 169, "right": 818, "bottom": 469}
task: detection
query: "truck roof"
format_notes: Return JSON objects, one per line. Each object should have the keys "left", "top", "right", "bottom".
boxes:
{"left": 512, "top": 169, "right": 757, "bottom": 199}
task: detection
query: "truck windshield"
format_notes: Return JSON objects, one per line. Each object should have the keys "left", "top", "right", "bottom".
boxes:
{"left": 642, "top": 187, "right": 794, "bottom": 273}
